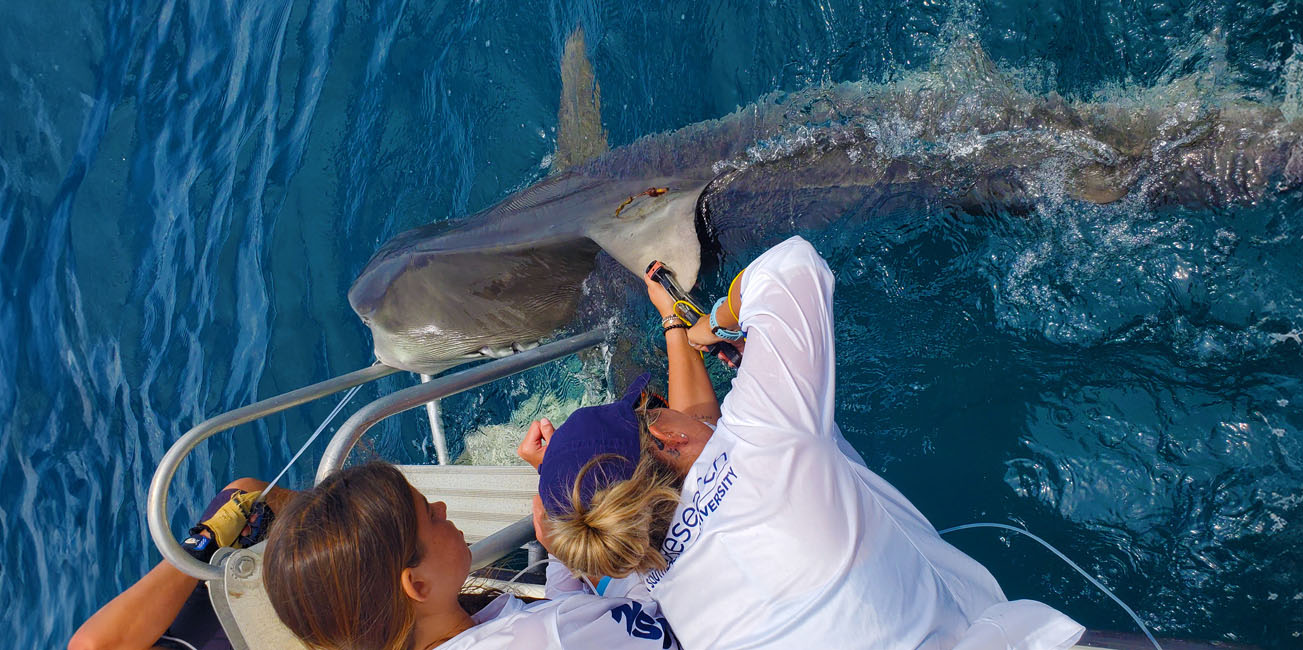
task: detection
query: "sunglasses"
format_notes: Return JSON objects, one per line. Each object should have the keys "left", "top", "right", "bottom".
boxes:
{"left": 640, "top": 390, "right": 671, "bottom": 450}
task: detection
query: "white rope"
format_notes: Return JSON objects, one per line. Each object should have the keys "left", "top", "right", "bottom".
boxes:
{"left": 939, "top": 522, "right": 1162, "bottom": 650}
{"left": 501, "top": 558, "right": 605, "bottom": 596}
{"left": 256, "top": 383, "right": 363, "bottom": 502}
{"left": 504, "top": 558, "right": 551, "bottom": 587}
{"left": 157, "top": 635, "right": 200, "bottom": 650}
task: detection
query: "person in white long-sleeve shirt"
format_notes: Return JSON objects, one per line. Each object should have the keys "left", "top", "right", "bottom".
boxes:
{"left": 262, "top": 462, "right": 679, "bottom": 650}
{"left": 534, "top": 236, "right": 1085, "bottom": 649}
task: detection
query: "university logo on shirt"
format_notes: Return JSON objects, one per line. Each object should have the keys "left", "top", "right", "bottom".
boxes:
{"left": 609, "top": 601, "right": 679, "bottom": 649}
{"left": 645, "top": 451, "right": 738, "bottom": 588}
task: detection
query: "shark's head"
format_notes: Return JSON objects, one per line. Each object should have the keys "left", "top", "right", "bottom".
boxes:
{"left": 348, "top": 174, "right": 709, "bottom": 373}
{"left": 347, "top": 27, "right": 716, "bottom": 374}
{"left": 348, "top": 236, "right": 602, "bottom": 372}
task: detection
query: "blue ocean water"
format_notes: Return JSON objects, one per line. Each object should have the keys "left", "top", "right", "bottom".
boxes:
{"left": 2, "top": 1, "right": 1301, "bottom": 648}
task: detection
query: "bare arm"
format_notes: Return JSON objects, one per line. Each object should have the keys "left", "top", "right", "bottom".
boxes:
{"left": 665, "top": 323, "right": 721, "bottom": 422}
{"left": 686, "top": 269, "right": 742, "bottom": 351}
{"left": 643, "top": 271, "right": 721, "bottom": 422}
{"left": 68, "top": 478, "right": 294, "bottom": 650}
{"left": 68, "top": 559, "right": 198, "bottom": 650}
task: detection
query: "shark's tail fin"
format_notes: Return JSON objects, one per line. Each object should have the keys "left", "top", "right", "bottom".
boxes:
{"left": 553, "top": 27, "right": 609, "bottom": 172}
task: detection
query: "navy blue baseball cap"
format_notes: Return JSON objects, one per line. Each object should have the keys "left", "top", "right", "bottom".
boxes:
{"left": 538, "top": 373, "right": 651, "bottom": 516}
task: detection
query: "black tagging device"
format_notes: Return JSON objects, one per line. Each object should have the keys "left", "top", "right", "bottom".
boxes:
{"left": 645, "top": 261, "right": 742, "bottom": 369}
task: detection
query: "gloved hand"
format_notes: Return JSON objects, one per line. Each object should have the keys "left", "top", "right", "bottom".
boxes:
{"left": 190, "top": 489, "right": 262, "bottom": 548}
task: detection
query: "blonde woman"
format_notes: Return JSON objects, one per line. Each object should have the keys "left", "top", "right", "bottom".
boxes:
{"left": 527, "top": 236, "right": 1086, "bottom": 649}
{"left": 262, "top": 462, "right": 680, "bottom": 650}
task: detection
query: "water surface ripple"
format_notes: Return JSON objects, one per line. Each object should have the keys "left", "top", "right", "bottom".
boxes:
{"left": 1, "top": 1, "right": 1300, "bottom": 648}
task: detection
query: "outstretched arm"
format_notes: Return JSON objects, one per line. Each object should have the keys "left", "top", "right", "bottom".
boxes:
{"left": 68, "top": 558, "right": 197, "bottom": 650}
{"left": 643, "top": 271, "right": 721, "bottom": 423}
{"left": 68, "top": 478, "right": 294, "bottom": 650}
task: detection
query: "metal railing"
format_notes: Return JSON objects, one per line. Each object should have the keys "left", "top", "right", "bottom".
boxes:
{"left": 315, "top": 327, "right": 609, "bottom": 481}
{"left": 468, "top": 516, "right": 538, "bottom": 572}
{"left": 314, "top": 328, "right": 609, "bottom": 571}
{"left": 148, "top": 327, "right": 608, "bottom": 581}
{"left": 418, "top": 375, "right": 450, "bottom": 465}
{"left": 147, "top": 363, "right": 401, "bottom": 581}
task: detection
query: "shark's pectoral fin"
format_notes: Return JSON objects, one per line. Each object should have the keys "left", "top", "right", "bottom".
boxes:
{"left": 553, "top": 27, "right": 609, "bottom": 173}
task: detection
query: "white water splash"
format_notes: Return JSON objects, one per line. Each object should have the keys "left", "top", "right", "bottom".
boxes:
{"left": 1282, "top": 44, "right": 1303, "bottom": 122}
{"left": 455, "top": 382, "right": 606, "bottom": 465}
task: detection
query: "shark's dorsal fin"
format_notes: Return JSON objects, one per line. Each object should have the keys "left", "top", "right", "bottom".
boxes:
{"left": 553, "top": 27, "right": 609, "bottom": 173}
{"left": 931, "top": 38, "right": 996, "bottom": 88}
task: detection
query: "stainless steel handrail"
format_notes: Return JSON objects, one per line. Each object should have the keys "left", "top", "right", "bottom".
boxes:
{"left": 469, "top": 516, "right": 536, "bottom": 572}
{"left": 418, "top": 374, "right": 451, "bottom": 465}
{"left": 316, "top": 327, "right": 609, "bottom": 482}
{"left": 147, "top": 363, "right": 401, "bottom": 581}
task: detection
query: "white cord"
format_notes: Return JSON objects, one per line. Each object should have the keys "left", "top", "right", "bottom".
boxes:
{"left": 157, "top": 635, "right": 200, "bottom": 650}
{"left": 939, "top": 522, "right": 1162, "bottom": 650}
{"left": 256, "top": 383, "right": 363, "bottom": 502}
{"left": 505, "top": 558, "right": 551, "bottom": 586}
{"left": 502, "top": 558, "right": 604, "bottom": 596}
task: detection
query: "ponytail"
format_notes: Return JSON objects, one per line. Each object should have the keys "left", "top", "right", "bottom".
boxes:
{"left": 545, "top": 448, "right": 681, "bottom": 579}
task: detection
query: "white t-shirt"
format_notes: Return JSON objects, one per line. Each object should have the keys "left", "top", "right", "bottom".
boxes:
{"left": 642, "top": 237, "right": 1085, "bottom": 650}
{"left": 440, "top": 561, "right": 681, "bottom": 649}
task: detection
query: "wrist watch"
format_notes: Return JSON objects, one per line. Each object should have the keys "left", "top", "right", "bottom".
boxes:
{"left": 709, "top": 296, "right": 745, "bottom": 341}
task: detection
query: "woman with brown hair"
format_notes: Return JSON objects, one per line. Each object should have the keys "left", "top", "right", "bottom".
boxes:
{"left": 262, "top": 461, "right": 679, "bottom": 650}
{"left": 534, "top": 236, "right": 1086, "bottom": 650}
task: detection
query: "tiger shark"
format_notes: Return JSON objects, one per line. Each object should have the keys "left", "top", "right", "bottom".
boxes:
{"left": 349, "top": 29, "right": 1303, "bottom": 374}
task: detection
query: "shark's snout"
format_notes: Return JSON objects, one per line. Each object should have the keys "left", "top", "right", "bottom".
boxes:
{"left": 349, "top": 232, "right": 604, "bottom": 374}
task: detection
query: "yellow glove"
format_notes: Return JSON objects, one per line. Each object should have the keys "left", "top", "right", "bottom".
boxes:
{"left": 190, "top": 489, "right": 261, "bottom": 548}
